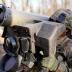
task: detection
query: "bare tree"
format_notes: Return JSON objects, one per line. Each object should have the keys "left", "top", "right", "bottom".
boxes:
{"left": 51, "top": 0, "right": 57, "bottom": 11}
{"left": 21, "top": 0, "right": 29, "bottom": 11}
{"left": 11, "top": 1, "right": 16, "bottom": 9}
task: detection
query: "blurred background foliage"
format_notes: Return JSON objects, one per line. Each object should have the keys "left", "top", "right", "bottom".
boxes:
{"left": 0, "top": 0, "right": 72, "bottom": 16}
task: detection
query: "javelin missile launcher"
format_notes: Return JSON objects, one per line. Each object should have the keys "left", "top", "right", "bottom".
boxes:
{"left": 0, "top": 4, "right": 48, "bottom": 27}
{"left": 0, "top": 4, "right": 72, "bottom": 72}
